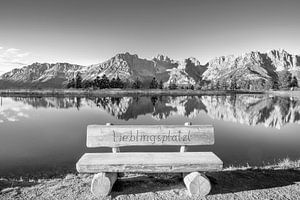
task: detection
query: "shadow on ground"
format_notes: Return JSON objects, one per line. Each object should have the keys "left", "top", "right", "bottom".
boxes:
{"left": 111, "top": 174, "right": 184, "bottom": 198}
{"left": 209, "top": 169, "right": 300, "bottom": 194}
{"left": 109, "top": 169, "right": 300, "bottom": 197}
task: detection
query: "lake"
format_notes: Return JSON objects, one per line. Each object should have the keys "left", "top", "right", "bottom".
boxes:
{"left": 0, "top": 94, "right": 300, "bottom": 177}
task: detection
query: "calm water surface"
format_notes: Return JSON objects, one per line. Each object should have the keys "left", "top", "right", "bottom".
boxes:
{"left": 0, "top": 94, "right": 300, "bottom": 177}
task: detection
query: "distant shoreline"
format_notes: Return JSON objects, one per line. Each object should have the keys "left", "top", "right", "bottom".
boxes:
{"left": 1, "top": 88, "right": 299, "bottom": 98}
{"left": 266, "top": 90, "right": 300, "bottom": 99}
{"left": 0, "top": 89, "right": 265, "bottom": 97}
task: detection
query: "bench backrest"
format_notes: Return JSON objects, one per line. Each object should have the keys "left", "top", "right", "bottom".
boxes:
{"left": 87, "top": 123, "right": 214, "bottom": 148}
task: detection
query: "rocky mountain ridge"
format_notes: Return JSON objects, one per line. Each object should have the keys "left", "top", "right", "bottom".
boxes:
{"left": 202, "top": 49, "right": 300, "bottom": 88}
{"left": 0, "top": 49, "right": 299, "bottom": 89}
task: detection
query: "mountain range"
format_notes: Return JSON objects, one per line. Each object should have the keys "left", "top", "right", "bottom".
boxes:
{"left": 0, "top": 49, "right": 299, "bottom": 89}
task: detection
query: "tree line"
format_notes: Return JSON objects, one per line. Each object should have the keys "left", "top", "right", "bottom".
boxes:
{"left": 67, "top": 74, "right": 165, "bottom": 89}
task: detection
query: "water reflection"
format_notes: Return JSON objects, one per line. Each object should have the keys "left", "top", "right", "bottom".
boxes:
{"left": 1, "top": 94, "right": 300, "bottom": 176}
{"left": 201, "top": 95, "right": 300, "bottom": 129}
{"left": 0, "top": 97, "right": 31, "bottom": 123}
{"left": 1, "top": 94, "right": 300, "bottom": 128}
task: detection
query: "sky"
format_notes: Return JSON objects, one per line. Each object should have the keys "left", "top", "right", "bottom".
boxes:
{"left": 0, "top": 0, "right": 300, "bottom": 74}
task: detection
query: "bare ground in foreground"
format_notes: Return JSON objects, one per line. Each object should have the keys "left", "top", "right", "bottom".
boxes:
{"left": 1, "top": 167, "right": 300, "bottom": 200}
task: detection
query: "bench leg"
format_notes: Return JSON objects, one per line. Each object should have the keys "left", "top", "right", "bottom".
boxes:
{"left": 91, "top": 172, "right": 118, "bottom": 197}
{"left": 183, "top": 172, "right": 211, "bottom": 197}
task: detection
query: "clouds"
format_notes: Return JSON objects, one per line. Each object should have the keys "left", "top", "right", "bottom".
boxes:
{"left": 6, "top": 48, "right": 20, "bottom": 53}
{"left": 17, "top": 52, "right": 30, "bottom": 58}
{"left": 0, "top": 47, "right": 31, "bottom": 75}
{"left": 0, "top": 97, "right": 31, "bottom": 123}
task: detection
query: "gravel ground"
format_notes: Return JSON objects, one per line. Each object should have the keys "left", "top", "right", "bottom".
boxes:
{"left": 1, "top": 168, "right": 300, "bottom": 200}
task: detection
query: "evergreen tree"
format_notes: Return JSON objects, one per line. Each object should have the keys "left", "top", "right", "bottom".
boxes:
{"left": 82, "top": 80, "right": 93, "bottom": 88}
{"left": 168, "top": 82, "right": 177, "bottom": 90}
{"left": 100, "top": 74, "right": 110, "bottom": 89}
{"left": 150, "top": 96, "right": 158, "bottom": 106}
{"left": 149, "top": 77, "right": 158, "bottom": 89}
{"left": 67, "top": 78, "right": 75, "bottom": 88}
{"left": 132, "top": 78, "right": 142, "bottom": 89}
{"left": 158, "top": 80, "right": 163, "bottom": 89}
{"left": 116, "top": 76, "right": 124, "bottom": 88}
{"left": 210, "top": 81, "right": 215, "bottom": 90}
{"left": 291, "top": 76, "right": 298, "bottom": 88}
{"left": 122, "top": 79, "right": 131, "bottom": 89}
{"left": 93, "top": 76, "right": 101, "bottom": 88}
{"left": 110, "top": 78, "right": 117, "bottom": 88}
{"left": 199, "top": 81, "right": 206, "bottom": 90}
{"left": 272, "top": 79, "right": 279, "bottom": 90}
{"left": 215, "top": 81, "right": 220, "bottom": 90}
{"left": 197, "top": 80, "right": 205, "bottom": 90}
{"left": 230, "top": 78, "right": 237, "bottom": 90}
{"left": 75, "top": 73, "right": 82, "bottom": 88}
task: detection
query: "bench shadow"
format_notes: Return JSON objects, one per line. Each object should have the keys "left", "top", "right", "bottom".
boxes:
{"left": 110, "top": 173, "right": 185, "bottom": 198}
{"left": 109, "top": 169, "right": 300, "bottom": 198}
{"left": 208, "top": 168, "right": 300, "bottom": 195}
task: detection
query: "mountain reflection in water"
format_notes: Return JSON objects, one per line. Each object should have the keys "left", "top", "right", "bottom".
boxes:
{"left": 1, "top": 94, "right": 300, "bottom": 129}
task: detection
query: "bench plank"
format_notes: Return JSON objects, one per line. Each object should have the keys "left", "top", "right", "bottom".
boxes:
{"left": 87, "top": 125, "right": 214, "bottom": 147}
{"left": 76, "top": 152, "right": 223, "bottom": 173}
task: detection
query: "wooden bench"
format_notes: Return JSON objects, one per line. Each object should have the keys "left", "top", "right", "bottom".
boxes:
{"left": 76, "top": 122, "right": 223, "bottom": 197}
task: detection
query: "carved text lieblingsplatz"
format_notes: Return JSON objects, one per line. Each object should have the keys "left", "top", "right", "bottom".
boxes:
{"left": 113, "top": 130, "right": 191, "bottom": 144}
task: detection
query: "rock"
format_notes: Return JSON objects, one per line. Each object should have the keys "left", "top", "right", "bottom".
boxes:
{"left": 0, "top": 178, "right": 8, "bottom": 182}
{"left": 1, "top": 187, "right": 15, "bottom": 194}
{"left": 155, "top": 54, "right": 172, "bottom": 62}
{"left": 165, "top": 67, "right": 196, "bottom": 87}
{"left": 0, "top": 62, "right": 84, "bottom": 87}
{"left": 268, "top": 49, "right": 299, "bottom": 71}
{"left": 64, "top": 174, "right": 75, "bottom": 180}
{"left": 11, "top": 187, "right": 21, "bottom": 196}
{"left": 202, "top": 49, "right": 300, "bottom": 88}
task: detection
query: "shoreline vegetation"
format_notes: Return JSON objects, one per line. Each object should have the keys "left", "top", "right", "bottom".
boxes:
{"left": 0, "top": 88, "right": 274, "bottom": 97}
{"left": 1, "top": 158, "right": 299, "bottom": 199}
{"left": 0, "top": 88, "right": 300, "bottom": 98}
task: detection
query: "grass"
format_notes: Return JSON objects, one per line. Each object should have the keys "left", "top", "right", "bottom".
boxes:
{"left": 224, "top": 158, "right": 300, "bottom": 171}
{"left": 277, "top": 158, "right": 300, "bottom": 169}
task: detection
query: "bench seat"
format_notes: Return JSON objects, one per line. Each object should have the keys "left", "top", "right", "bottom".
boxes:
{"left": 76, "top": 152, "right": 223, "bottom": 173}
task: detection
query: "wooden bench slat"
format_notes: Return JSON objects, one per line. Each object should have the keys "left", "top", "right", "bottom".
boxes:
{"left": 87, "top": 125, "right": 214, "bottom": 147}
{"left": 76, "top": 152, "right": 223, "bottom": 173}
